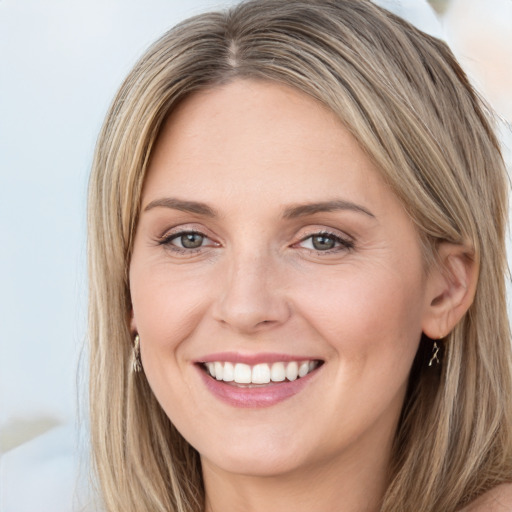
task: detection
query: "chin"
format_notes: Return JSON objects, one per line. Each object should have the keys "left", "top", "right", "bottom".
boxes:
{"left": 202, "top": 447, "right": 308, "bottom": 478}
{"left": 195, "top": 422, "right": 326, "bottom": 478}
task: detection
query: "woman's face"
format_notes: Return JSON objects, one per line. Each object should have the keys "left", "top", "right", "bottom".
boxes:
{"left": 129, "top": 80, "right": 435, "bottom": 478}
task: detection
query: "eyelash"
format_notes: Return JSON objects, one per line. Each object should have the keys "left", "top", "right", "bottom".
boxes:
{"left": 157, "top": 229, "right": 354, "bottom": 255}
{"left": 158, "top": 230, "right": 215, "bottom": 254}
{"left": 296, "top": 231, "right": 354, "bottom": 254}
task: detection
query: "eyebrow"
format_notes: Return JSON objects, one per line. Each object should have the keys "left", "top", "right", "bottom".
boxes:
{"left": 144, "top": 197, "right": 218, "bottom": 216}
{"left": 143, "top": 197, "right": 375, "bottom": 219}
{"left": 283, "top": 200, "right": 375, "bottom": 219}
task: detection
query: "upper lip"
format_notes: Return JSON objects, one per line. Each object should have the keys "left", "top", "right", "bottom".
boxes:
{"left": 196, "top": 352, "right": 323, "bottom": 365}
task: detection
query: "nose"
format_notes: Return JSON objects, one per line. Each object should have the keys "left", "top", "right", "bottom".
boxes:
{"left": 212, "top": 250, "right": 291, "bottom": 334}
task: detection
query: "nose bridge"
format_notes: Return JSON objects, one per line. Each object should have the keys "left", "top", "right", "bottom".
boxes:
{"left": 214, "top": 243, "right": 290, "bottom": 332}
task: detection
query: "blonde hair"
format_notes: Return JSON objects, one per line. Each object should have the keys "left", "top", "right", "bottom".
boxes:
{"left": 87, "top": 1, "right": 512, "bottom": 511}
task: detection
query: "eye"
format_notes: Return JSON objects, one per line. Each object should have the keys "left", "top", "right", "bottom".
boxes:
{"left": 159, "top": 230, "right": 217, "bottom": 251}
{"left": 298, "top": 232, "right": 353, "bottom": 252}
{"left": 173, "top": 232, "right": 206, "bottom": 249}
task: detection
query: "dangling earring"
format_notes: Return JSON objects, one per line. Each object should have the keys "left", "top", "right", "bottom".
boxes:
{"left": 132, "top": 334, "right": 143, "bottom": 373}
{"left": 428, "top": 335, "right": 443, "bottom": 367}
{"left": 428, "top": 342, "right": 440, "bottom": 366}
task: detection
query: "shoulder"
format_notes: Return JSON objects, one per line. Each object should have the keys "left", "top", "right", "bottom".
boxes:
{"left": 460, "top": 483, "right": 512, "bottom": 512}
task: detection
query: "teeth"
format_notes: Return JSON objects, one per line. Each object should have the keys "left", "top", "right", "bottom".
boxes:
{"left": 270, "top": 362, "right": 286, "bottom": 382}
{"left": 214, "top": 361, "right": 224, "bottom": 381}
{"left": 298, "top": 361, "right": 309, "bottom": 378}
{"left": 234, "top": 363, "right": 252, "bottom": 383}
{"left": 204, "top": 360, "right": 320, "bottom": 384}
{"left": 286, "top": 361, "right": 298, "bottom": 381}
{"left": 223, "top": 362, "right": 234, "bottom": 382}
{"left": 252, "top": 363, "right": 271, "bottom": 384}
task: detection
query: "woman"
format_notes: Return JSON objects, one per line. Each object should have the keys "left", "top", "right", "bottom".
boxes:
{"left": 87, "top": 1, "right": 512, "bottom": 510}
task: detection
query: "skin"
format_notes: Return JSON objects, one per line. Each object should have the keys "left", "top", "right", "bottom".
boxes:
{"left": 129, "top": 79, "right": 476, "bottom": 512}
{"left": 460, "top": 484, "right": 512, "bottom": 512}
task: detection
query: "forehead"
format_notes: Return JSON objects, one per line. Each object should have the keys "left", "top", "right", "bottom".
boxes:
{"left": 142, "top": 79, "right": 393, "bottom": 215}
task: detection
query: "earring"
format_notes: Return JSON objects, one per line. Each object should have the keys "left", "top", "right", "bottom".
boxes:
{"left": 428, "top": 342, "right": 440, "bottom": 366}
{"left": 428, "top": 335, "right": 443, "bottom": 367}
{"left": 132, "top": 334, "right": 143, "bottom": 373}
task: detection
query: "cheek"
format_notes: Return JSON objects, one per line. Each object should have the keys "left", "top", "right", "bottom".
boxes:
{"left": 129, "top": 268, "right": 210, "bottom": 428}
{"left": 129, "top": 263, "right": 210, "bottom": 370}
{"left": 293, "top": 268, "right": 424, "bottom": 436}
{"left": 295, "top": 265, "right": 425, "bottom": 364}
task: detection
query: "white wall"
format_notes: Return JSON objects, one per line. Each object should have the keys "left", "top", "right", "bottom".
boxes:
{"left": 0, "top": 0, "right": 241, "bottom": 443}
{"left": 0, "top": 2, "right": 241, "bottom": 510}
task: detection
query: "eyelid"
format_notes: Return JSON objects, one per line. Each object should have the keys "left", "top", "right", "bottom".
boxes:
{"left": 154, "top": 224, "right": 353, "bottom": 255}
{"left": 156, "top": 222, "right": 213, "bottom": 241}
{"left": 294, "top": 228, "right": 355, "bottom": 252}
{"left": 156, "top": 225, "right": 220, "bottom": 252}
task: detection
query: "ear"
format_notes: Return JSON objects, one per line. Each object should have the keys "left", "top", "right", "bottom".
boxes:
{"left": 422, "top": 243, "right": 478, "bottom": 338}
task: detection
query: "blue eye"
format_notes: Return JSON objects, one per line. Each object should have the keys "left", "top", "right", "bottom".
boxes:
{"left": 299, "top": 232, "right": 353, "bottom": 252}
{"left": 173, "top": 232, "right": 206, "bottom": 249}
{"left": 311, "top": 234, "right": 337, "bottom": 251}
{"left": 159, "top": 231, "right": 214, "bottom": 251}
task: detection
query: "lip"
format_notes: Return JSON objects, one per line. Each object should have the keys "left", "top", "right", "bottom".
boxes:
{"left": 194, "top": 354, "right": 323, "bottom": 408}
{"left": 196, "top": 352, "right": 318, "bottom": 365}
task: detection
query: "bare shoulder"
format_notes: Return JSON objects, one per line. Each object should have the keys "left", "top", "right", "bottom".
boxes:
{"left": 460, "top": 483, "right": 512, "bottom": 512}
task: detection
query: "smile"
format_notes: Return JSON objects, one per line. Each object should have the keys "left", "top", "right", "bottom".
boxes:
{"left": 196, "top": 356, "right": 324, "bottom": 408}
{"left": 202, "top": 360, "right": 321, "bottom": 385}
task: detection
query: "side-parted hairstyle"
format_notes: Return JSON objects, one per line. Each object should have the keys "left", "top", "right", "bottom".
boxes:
{"left": 87, "top": 1, "right": 512, "bottom": 511}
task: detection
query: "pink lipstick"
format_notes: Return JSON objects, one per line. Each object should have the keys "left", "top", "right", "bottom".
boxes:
{"left": 194, "top": 353, "right": 323, "bottom": 408}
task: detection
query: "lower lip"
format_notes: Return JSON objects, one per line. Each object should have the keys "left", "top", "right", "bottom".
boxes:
{"left": 196, "top": 365, "right": 319, "bottom": 408}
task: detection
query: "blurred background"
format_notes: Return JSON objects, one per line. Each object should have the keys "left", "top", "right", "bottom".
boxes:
{"left": 0, "top": 0, "right": 510, "bottom": 510}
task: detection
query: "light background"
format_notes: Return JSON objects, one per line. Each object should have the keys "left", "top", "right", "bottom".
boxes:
{"left": 0, "top": 0, "right": 510, "bottom": 510}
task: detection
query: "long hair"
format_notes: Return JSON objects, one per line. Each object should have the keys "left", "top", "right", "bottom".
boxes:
{"left": 87, "top": 1, "right": 512, "bottom": 510}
